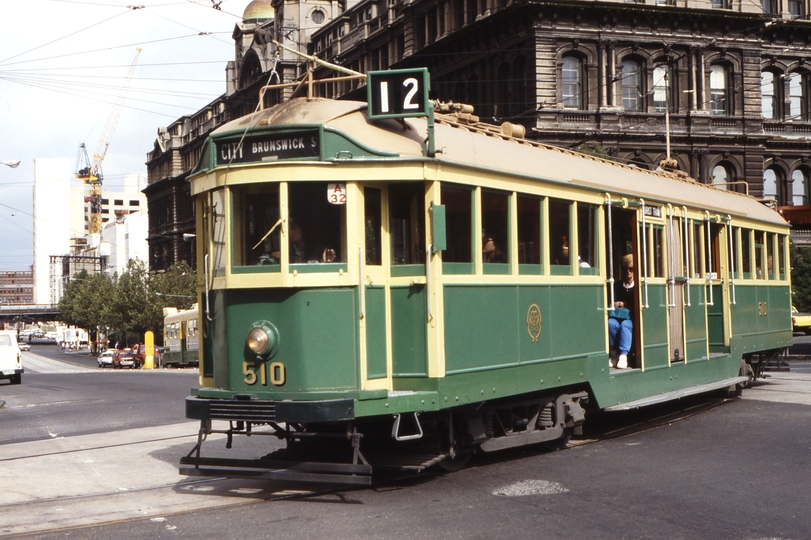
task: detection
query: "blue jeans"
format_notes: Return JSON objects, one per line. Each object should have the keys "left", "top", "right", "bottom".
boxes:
{"left": 608, "top": 318, "right": 633, "bottom": 355}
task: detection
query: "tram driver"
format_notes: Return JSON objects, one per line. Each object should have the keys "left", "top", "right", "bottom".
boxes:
{"left": 609, "top": 254, "right": 635, "bottom": 369}
{"left": 271, "top": 219, "right": 336, "bottom": 263}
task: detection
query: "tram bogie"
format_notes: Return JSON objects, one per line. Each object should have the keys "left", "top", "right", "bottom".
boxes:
{"left": 179, "top": 91, "right": 792, "bottom": 484}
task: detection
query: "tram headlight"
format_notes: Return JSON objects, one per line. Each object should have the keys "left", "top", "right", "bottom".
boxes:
{"left": 246, "top": 320, "right": 280, "bottom": 358}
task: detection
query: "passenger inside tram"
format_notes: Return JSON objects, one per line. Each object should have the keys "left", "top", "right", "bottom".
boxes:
{"left": 609, "top": 253, "right": 635, "bottom": 370}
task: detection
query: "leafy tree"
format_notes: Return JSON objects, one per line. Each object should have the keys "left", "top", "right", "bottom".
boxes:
{"left": 575, "top": 143, "right": 612, "bottom": 161}
{"left": 59, "top": 259, "right": 197, "bottom": 348}
{"left": 791, "top": 244, "right": 811, "bottom": 312}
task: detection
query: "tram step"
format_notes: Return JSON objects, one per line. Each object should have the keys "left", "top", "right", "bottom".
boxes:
{"left": 179, "top": 455, "right": 372, "bottom": 485}
{"left": 365, "top": 452, "right": 448, "bottom": 471}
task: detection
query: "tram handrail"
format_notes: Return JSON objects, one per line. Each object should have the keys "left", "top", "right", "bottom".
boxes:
{"left": 359, "top": 247, "right": 365, "bottom": 320}
{"left": 605, "top": 193, "right": 616, "bottom": 311}
{"left": 705, "top": 212, "right": 714, "bottom": 307}
{"left": 667, "top": 205, "right": 676, "bottom": 308}
{"left": 727, "top": 215, "right": 736, "bottom": 305}
{"left": 640, "top": 199, "right": 649, "bottom": 309}
{"left": 426, "top": 245, "right": 433, "bottom": 321}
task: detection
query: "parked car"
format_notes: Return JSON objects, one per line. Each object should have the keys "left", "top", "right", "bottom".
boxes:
{"left": 17, "top": 341, "right": 30, "bottom": 352}
{"left": 97, "top": 350, "right": 115, "bottom": 368}
{"left": 792, "top": 306, "right": 811, "bottom": 334}
{"left": 0, "top": 330, "right": 23, "bottom": 384}
{"left": 112, "top": 348, "right": 141, "bottom": 369}
{"left": 132, "top": 344, "right": 162, "bottom": 367}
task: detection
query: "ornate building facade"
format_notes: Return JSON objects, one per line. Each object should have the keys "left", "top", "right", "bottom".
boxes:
{"left": 145, "top": 0, "right": 811, "bottom": 270}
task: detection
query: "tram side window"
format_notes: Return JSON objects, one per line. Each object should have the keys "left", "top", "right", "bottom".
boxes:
{"left": 778, "top": 234, "right": 787, "bottom": 280}
{"left": 755, "top": 231, "right": 766, "bottom": 279}
{"left": 441, "top": 185, "right": 473, "bottom": 263}
{"left": 691, "top": 222, "right": 703, "bottom": 278}
{"left": 233, "top": 184, "right": 280, "bottom": 266}
{"left": 705, "top": 223, "right": 722, "bottom": 279}
{"left": 389, "top": 183, "right": 425, "bottom": 265}
{"left": 288, "top": 182, "right": 346, "bottom": 264}
{"left": 577, "top": 203, "right": 598, "bottom": 273}
{"left": 741, "top": 228, "right": 752, "bottom": 279}
{"left": 769, "top": 233, "right": 777, "bottom": 279}
{"left": 640, "top": 224, "right": 664, "bottom": 278}
{"left": 482, "top": 190, "right": 509, "bottom": 264}
{"left": 211, "top": 189, "right": 227, "bottom": 274}
{"left": 518, "top": 195, "right": 542, "bottom": 267}
{"left": 365, "top": 187, "right": 382, "bottom": 265}
{"left": 550, "top": 199, "right": 571, "bottom": 269}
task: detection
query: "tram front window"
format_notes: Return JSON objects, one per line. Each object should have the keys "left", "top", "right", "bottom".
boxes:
{"left": 389, "top": 183, "right": 425, "bottom": 265}
{"left": 288, "top": 182, "right": 346, "bottom": 264}
{"left": 233, "top": 184, "right": 280, "bottom": 266}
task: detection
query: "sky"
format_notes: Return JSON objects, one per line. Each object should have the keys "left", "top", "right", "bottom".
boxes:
{"left": 0, "top": 0, "right": 256, "bottom": 270}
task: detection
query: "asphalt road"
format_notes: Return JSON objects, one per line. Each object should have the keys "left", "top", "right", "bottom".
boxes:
{"left": 2, "top": 343, "right": 810, "bottom": 539}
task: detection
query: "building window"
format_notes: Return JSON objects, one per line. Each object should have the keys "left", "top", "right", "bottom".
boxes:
{"left": 710, "top": 64, "right": 730, "bottom": 116}
{"left": 788, "top": 72, "right": 809, "bottom": 121}
{"left": 763, "top": 167, "right": 784, "bottom": 205}
{"left": 711, "top": 0, "right": 728, "bottom": 7}
{"left": 793, "top": 168, "right": 809, "bottom": 205}
{"left": 789, "top": 0, "right": 805, "bottom": 17}
{"left": 562, "top": 56, "right": 584, "bottom": 109}
{"left": 762, "top": 70, "right": 780, "bottom": 120}
{"left": 621, "top": 59, "right": 643, "bottom": 112}
{"left": 763, "top": 0, "right": 778, "bottom": 14}
{"left": 653, "top": 64, "right": 674, "bottom": 113}
{"left": 712, "top": 163, "right": 733, "bottom": 190}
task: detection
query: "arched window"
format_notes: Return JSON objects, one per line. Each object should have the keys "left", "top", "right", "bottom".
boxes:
{"left": 763, "top": 167, "right": 785, "bottom": 205}
{"left": 788, "top": 72, "right": 809, "bottom": 122}
{"left": 712, "top": 163, "right": 732, "bottom": 190}
{"left": 792, "top": 168, "right": 809, "bottom": 205}
{"left": 621, "top": 59, "right": 643, "bottom": 111}
{"left": 762, "top": 70, "right": 780, "bottom": 120}
{"left": 653, "top": 63, "right": 675, "bottom": 113}
{"left": 710, "top": 64, "right": 730, "bottom": 116}
{"left": 562, "top": 56, "right": 584, "bottom": 109}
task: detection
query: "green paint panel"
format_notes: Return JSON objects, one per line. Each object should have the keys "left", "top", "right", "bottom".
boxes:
{"left": 443, "top": 285, "right": 520, "bottom": 373}
{"left": 443, "top": 284, "right": 603, "bottom": 374}
{"left": 707, "top": 284, "right": 726, "bottom": 351}
{"left": 365, "top": 286, "right": 388, "bottom": 379}
{"left": 641, "top": 285, "right": 669, "bottom": 369}
{"left": 204, "top": 288, "right": 359, "bottom": 394}
{"left": 390, "top": 285, "right": 427, "bottom": 377}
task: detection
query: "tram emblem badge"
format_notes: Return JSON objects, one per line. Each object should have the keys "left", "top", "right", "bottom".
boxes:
{"left": 526, "top": 304, "right": 542, "bottom": 343}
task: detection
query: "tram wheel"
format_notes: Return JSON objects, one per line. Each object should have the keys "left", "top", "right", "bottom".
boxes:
{"left": 543, "top": 430, "right": 572, "bottom": 452}
{"left": 436, "top": 452, "right": 471, "bottom": 472}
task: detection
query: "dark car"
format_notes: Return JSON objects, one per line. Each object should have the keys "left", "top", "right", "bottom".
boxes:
{"left": 112, "top": 348, "right": 141, "bottom": 369}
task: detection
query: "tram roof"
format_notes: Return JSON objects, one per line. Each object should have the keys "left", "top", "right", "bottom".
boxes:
{"left": 212, "top": 98, "right": 788, "bottom": 228}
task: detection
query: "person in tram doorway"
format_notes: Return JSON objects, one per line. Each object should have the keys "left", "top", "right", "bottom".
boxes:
{"left": 609, "top": 253, "right": 635, "bottom": 369}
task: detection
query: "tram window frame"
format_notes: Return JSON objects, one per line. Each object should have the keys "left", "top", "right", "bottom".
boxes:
{"left": 768, "top": 232, "right": 776, "bottom": 280}
{"left": 210, "top": 188, "right": 227, "bottom": 277}
{"left": 389, "top": 182, "right": 425, "bottom": 274}
{"left": 778, "top": 234, "right": 787, "bottom": 280}
{"left": 741, "top": 228, "right": 752, "bottom": 279}
{"left": 550, "top": 198, "right": 572, "bottom": 275}
{"left": 641, "top": 223, "right": 665, "bottom": 278}
{"left": 482, "top": 189, "right": 510, "bottom": 274}
{"left": 231, "top": 183, "right": 281, "bottom": 271}
{"left": 577, "top": 202, "right": 598, "bottom": 275}
{"left": 364, "top": 187, "right": 382, "bottom": 266}
{"left": 441, "top": 184, "right": 474, "bottom": 274}
{"left": 287, "top": 182, "right": 348, "bottom": 271}
{"left": 517, "top": 194, "right": 543, "bottom": 274}
{"left": 691, "top": 221, "right": 703, "bottom": 279}
{"left": 755, "top": 230, "right": 766, "bottom": 280}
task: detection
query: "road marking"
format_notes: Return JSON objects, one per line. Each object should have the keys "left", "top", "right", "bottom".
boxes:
{"left": 20, "top": 352, "right": 96, "bottom": 374}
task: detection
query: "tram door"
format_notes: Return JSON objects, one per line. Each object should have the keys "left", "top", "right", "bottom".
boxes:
{"left": 665, "top": 213, "right": 686, "bottom": 363}
{"left": 607, "top": 207, "right": 641, "bottom": 366}
{"left": 359, "top": 184, "right": 391, "bottom": 390}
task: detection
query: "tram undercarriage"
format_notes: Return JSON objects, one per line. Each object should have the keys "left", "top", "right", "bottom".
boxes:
{"left": 179, "top": 391, "right": 589, "bottom": 485}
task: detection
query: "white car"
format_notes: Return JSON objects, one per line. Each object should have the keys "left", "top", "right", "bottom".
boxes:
{"left": 0, "top": 331, "right": 23, "bottom": 384}
{"left": 97, "top": 350, "right": 115, "bottom": 368}
{"left": 18, "top": 341, "right": 30, "bottom": 352}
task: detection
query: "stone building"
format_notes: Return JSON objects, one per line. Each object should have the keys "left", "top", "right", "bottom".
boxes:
{"left": 145, "top": 0, "right": 811, "bottom": 270}
{"left": 0, "top": 270, "right": 33, "bottom": 306}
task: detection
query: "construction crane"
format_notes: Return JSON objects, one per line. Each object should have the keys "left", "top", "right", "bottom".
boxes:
{"left": 77, "top": 48, "right": 141, "bottom": 237}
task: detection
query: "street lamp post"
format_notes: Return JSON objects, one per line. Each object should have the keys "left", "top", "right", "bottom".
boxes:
{"left": 2, "top": 160, "right": 21, "bottom": 169}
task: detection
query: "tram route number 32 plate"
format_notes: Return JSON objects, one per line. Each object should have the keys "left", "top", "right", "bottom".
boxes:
{"left": 367, "top": 68, "right": 430, "bottom": 120}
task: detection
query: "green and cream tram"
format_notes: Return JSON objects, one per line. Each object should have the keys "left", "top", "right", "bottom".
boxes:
{"left": 180, "top": 82, "right": 791, "bottom": 483}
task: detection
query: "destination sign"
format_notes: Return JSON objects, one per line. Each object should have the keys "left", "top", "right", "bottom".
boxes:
{"left": 217, "top": 131, "right": 320, "bottom": 165}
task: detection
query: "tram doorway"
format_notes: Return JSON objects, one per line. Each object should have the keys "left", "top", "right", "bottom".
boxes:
{"left": 606, "top": 207, "right": 640, "bottom": 368}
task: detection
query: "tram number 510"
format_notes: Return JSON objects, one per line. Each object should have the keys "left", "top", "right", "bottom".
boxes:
{"left": 367, "top": 68, "right": 430, "bottom": 120}
{"left": 243, "top": 361, "right": 285, "bottom": 386}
